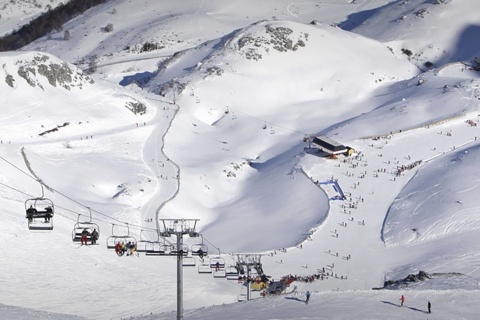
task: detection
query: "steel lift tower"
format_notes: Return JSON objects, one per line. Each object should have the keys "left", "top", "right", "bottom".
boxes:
{"left": 159, "top": 219, "right": 200, "bottom": 320}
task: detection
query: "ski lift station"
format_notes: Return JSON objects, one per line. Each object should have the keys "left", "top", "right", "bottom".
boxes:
{"left": 310, "top": 135, "right": 355, "bottom": 157}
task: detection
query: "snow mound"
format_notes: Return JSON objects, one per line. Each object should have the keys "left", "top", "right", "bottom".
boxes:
{"left": 383, "top": 144, "right": 480, "bottom": 246}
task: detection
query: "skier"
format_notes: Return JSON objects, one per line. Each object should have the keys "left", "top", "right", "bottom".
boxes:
{"left": 26, "top": 205, "right": 36, "bottom": 222}
{"left": 91, "top": 229, "right": 99, "bottom": 245}
{"left": 80, "top": 228, "right": 90, "bottom": 245}
{"left": 115, "top": 242, "right": 123, "bottom": 256}
{"left": 399, "top": 295, "right": 405, "bottom": 307}
{"left": 428, "top": 301, "right": 431, "bottom": 314}
{"left": 305, "top": 291, "right": 311, "bottom": 304}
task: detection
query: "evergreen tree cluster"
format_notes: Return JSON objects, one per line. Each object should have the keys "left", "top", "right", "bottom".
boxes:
{"left": 0, "top": 0, "right": 107, "bottom": 51}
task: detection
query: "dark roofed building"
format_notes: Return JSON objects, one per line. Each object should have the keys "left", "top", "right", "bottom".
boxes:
{"left": 312, "top": 135, "right": 347, "bottom": 153}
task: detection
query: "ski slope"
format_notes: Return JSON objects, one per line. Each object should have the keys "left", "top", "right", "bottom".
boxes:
{"left": 1, "top": 0, "right": 480, "bottom": 319}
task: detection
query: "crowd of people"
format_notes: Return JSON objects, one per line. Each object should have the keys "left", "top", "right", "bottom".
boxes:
{"left": 395, "top": 160, "right": 422, "bottom": 176}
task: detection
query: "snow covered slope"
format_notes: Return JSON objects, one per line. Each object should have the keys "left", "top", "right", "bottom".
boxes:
{"left": 1, "top": 0, "right": 480, "bottom": 319}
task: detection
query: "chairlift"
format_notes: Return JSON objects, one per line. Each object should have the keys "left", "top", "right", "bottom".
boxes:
{"left": 238, "top": 287, "right": 247, "bottom": 302}
{"left": 262, "top": 122, "right": 267, "bottom": 130}
{"left": 106, "top": 223, "right": 137, "bottom": 250}
{"left": 144, "top": 232, "right": 170, "bottom": 256}
{"left": 183, "top": 256, "right": 196, "bottom": 267}
{"left": 198, "top": 260, "right": 212, "bottom": 274}
{"left": 225, "top": 265, "right": 240, "bottom": 280}
{"left": 25, "top": 194, "right": 54, "bottom": 231}
{"left": 213, "top": 268, "right": 226, "bottom": 278}
{"left": 232, "top": 112, "right": 237, "bottom": 120}
{"left": 136, "top": 230, "right": 152, "bottom": 253}
{"left": 145, "top": 241, "right": 169, "bottom": 256}
{"left": 210, "top": 250, "right": 225, "bottom": 269}
{"left": 191, "top": 235, "right": 208, "bottom": 257}
{"left": 169, "top": 243, "right": 188, "bottom": 256}
{"left": 72, "top": 208, "right": 100, "bottom": 244}
{"left": 270, "top": 127, "right": 275, "bottom": 134}
{"left": 225, "top": 107, "right": 229, "bottom": 114}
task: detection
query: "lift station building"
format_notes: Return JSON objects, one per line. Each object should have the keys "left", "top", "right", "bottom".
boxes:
{"left": 311, "top": 135, "right": 354, "bottom": 156}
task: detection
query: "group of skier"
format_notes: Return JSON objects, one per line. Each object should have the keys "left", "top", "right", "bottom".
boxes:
{"left": 114, "top": 241, "right": 137, "bottom": 256}
{"left": 80, "top": 228, "right": 99, "bottom": 245}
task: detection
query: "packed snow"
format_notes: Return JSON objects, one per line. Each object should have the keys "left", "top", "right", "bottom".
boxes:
{"left": 1, "top": 0, "right": 480, "bottom": 319}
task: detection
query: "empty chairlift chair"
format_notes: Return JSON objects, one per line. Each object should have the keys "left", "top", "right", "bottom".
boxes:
{"left": 225, "top": 265, "right": 240, "bottom": 280}
{"left": 169, "top": 243, "right": 189, "bottom": 256}
{"left": 182, "top": 256, "right": 196, "bottom": 267}
{"left": 198, "top": 258, "right": 212, "bottom": 274}
{"left": 136, "top": 230, "right": 152, "bottom": 254}
{"left": 145, "top": 240, "right": 169, "bottom": 256}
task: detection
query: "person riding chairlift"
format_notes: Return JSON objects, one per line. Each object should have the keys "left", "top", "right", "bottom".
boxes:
{"left": 115, "top": 242, "right": 123, "bottom": 256}
{"left": 91, "top": 229, "right": 99, "bottom": 245}
{"left": 81, "top": 228, "right": 90, "bottom": 245}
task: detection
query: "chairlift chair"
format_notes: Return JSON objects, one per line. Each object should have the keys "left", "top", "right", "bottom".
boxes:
{"left": 72, "top": 208, "right": 100, "bottom": 244}
{"left": 106, "top": 223, "right": 137, "bottom": 250}
{"left": 182, "top": 256, "right": 196, "bottom": 267}
{"left": 169, "top": 243, "right": 188, "bottom": 256}
{"left": 237, "top": 287, "right": 247, "bottom": 302}
{"left": 145, "top": 241, "right": 169, "bottom": 256}
{"left": 213, "top": 268, "right": 226, "bottom": 278}
{"left": 191, "top": 236, "right": 208, "bottom": 257}
{"left": 198, "top": 259, "right": 212, "bottom": 274}
{"left": 25, "top": 197, "right": 54, "bottom": 231}
{"left": 136, "top": 230, "right": 152, "bottom": 253}
{"left": 225, "top": 265, "right": 240, "bottom": 280}
{"left": 210, "top": 253, "right": 225, "bottom": 269}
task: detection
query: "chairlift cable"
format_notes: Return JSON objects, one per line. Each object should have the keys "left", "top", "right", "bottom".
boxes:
{"left": 0, "top": 156, "right": 159, "bottom": 233}
{"left": 225, "top": 106, "right": 309, "bottom": 136}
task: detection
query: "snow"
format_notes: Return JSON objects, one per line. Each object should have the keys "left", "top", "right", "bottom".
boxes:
{"left": 1, "top": 0, "right": 480, "bottom": 319}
